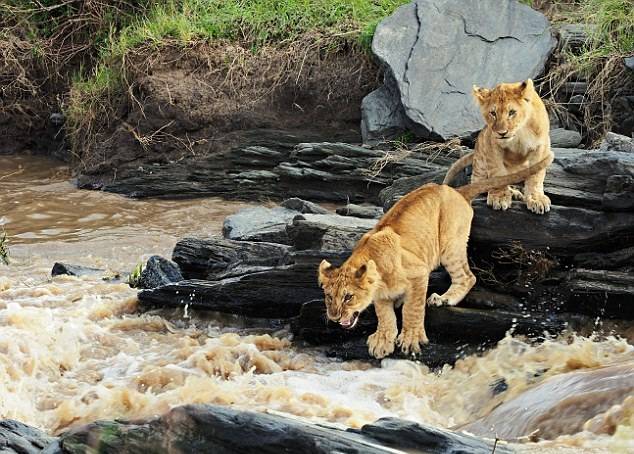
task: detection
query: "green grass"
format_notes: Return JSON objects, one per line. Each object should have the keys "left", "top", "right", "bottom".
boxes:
{"left": 107, "top": 0, "right": 409, "bottom": 58}
{"left": 581, "top": 0, "right": 634, "bottom": 58}
{"left": 127, "top": 261, "right": 144, "bottom": 288}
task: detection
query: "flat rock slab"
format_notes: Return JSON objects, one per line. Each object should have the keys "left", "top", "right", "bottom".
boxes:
{"left": 172, "top": 237, "right": 292, "bottom": 280}
{"left": 57, "top": 404, "right": 509, "bottom": 454}
{"left": 223, "top": 207, "right": 300, "bottom": 244}
{"left": 336, "top": 204, "right": 384, "bottom": 219}
{"left": 363, "top": 0, "right": 555, "bottom": 141}
{"left": 83, "top": 140, "right": 455, "bottom": 203}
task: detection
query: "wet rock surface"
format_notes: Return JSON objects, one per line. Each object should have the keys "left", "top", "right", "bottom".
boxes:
{"left": 54, "top": 404, "right": 509, "bottom": 454}
{"left": 138, "top": 255, "right": 183, "bottom": 289}
{"left": 78, "top": 139, "right": 462, "bottom": 202}
{"left": 461, "top": 361, "right": 634, "bottom": 441}
{"left": 362, "top": 0, "right": 556, "bottom": 141}
{"left": 51, "top": 262, "right": 104, "bottom": 278}
{"left": 138, "top": 153, "right": 632, "bottom": 361}
{"left": 0, "top": 420, "right": 56, "bottom": 454}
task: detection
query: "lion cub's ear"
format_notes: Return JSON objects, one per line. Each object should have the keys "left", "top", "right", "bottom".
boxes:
{"left": 519, "top": 79, "right": 534, "bottom": 98}
{"left": 472, "top": 85, "right": 490, "bottom": 103}
{"left": 318, "top": 260, "right": 334, "bottom": 285}
{"left": 355, "top": 259, "right": 377, "bottom": 284}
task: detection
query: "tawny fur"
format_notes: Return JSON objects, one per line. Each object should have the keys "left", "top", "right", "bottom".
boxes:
{"left": 318, "top": 154, "right": 553, "bottom": 359}
{"left": 444, "top": 79, "right": 553, "bottom": 215}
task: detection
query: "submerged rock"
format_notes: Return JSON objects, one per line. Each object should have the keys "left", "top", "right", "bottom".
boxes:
{"left": 57, "top": 404, "right": 509, "bottom": 454}
{"left": 363, "top": 0, "right": 555, "bottom": 141}
{"left": 461, "top": 361, "right": 634, "bottom": 441}
{"left": 51, "top": 262, "right": 104, "bottom": 278}
{"left": 137, "top": 255, "right": 183, "bottom": 289}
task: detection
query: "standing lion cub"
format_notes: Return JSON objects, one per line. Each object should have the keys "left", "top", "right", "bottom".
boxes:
{"left": 318, "top": 154, "right": 553, "bottom": 359}
{"left": 444, "top": 79, "right": 553, "bottom": 214}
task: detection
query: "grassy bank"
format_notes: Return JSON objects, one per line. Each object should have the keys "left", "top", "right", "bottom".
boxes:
{"left": 1, "top": 0, "right": 632, "bottom": 159}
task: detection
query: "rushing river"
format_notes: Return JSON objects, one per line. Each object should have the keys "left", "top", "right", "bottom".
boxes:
{"left": 1, "top": 155, "right": 633, "bottom": 452}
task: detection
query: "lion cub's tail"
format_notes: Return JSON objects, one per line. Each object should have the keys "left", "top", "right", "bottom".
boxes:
{"left": 443, "top": 152, "right": 474, "bottom": 184}
{"left": 456, "top": 152, "right": 554, "bottom": 201}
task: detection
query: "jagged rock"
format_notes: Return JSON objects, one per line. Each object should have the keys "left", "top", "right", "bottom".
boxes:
{"left": 0, "top": 419, "right": 57, "bottom": 454}
{"left": 600, "top": 132, "right": 634, "bottom": 153}
{"left": 562, "top": 81, "right": 588, "bottom": 96}
{"left": 382, "top": 148, "right": 634, "bottom": 212}
{"left": 609, "top": 96, "right": 634, "bottom": 137}
{"left": 287, "top": 213, "right": 376, "bottom": 252}
{"left": 563, "top": 269, "right": 634, "bottom": 319}
{"left": 172, "top": 237, "right": 292, "bottom": 280}
{"left": 574, "top": 246, "right": 634, "bottom": 270}
{"left": 223, "top": 207, "right": 300, "bottom": 244}
{"left": 360, "top": 418, "right": 511, "bottom": 453}
{"left": 625, "top": 55, "right": 634, "bottom": 73}
{"left": 137, "top": 255, "right": 183, "bottom": 289}
{"left": 85, "top": 140, "right": 454, "bottom": 202}
{"left": 51, "top": 262, "right": 104, "bottom": 278}
{"left": 138, "top": 252, "right": 331, "bottom": 319}
{"left": 362, "top": 0, "right": 555, "bottom": 141}
{"left": 461, "top": 361, "right": 634, "bottom": 441}
{"left": 280, "top": 198, "right": 330, "bottom": 214}
{"left": 336, "top": 204, "right": 384, "bottom": 219}
{"left": 292, "top": 299, "right": 567, "bottom": 352}
{"left": 58, "top": 404, "right": 508, "bottom": 454}
{"left": 550, "top": 128, "right": 582, "bottom": 148}
{"left": 326, "top": 339, "right": 480, "bottom": 367}
{"left": 360, "top": 84, "right": 408, "bottom": 144}
{"left": 557, "top": 24, "right": 590, "bottom": 54}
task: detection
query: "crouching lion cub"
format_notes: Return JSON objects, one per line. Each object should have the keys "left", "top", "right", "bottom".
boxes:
{"left": 444, "top": 79, "right": 553, "bottom": 214}
{"left": 318, "top": 153, "right": 553, "bottom": 359}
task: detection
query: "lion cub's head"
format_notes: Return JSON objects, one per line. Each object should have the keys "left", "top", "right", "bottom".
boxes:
{"left": 473, "top": 79, "right": 536, "bottom": 142}
{"left": 317, "top": 259, "right": 380, "bottom": 329}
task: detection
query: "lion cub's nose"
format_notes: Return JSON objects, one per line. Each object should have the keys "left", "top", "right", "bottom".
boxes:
{"left": 497, "top": 130, "right": 509, "bottom": 137}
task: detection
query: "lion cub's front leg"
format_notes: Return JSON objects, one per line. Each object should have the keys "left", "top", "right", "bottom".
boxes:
{"left": 524, "top": 167, "right": 551, "bottom": 214}
{"left": 397, "top": 278, "right": 429, "bottom": 355}
{"left": 367, "top": 299, "right": 398, "bottom": 359}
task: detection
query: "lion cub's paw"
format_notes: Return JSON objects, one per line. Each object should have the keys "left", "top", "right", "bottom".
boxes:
{"left": 509, "top": 186, "right": 524, "bottom": 201}
{"left": 487, "top": 191, "right": 512, "bottom": 211}
{"left": 397, "top": 328, "right": 429, "bottom": 356}
{"left": 427, "top": 293, "right": 446, "bottom": 306}
{"left": 367, "top": 330, "right": 397, "bottom": 359}
{"left": 525, "top": 193, "right": 551, "bottom": 215}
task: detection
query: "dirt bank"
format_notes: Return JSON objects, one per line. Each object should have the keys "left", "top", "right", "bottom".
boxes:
{"left": 70, "top": 39, "right": 379, "bottom": 181}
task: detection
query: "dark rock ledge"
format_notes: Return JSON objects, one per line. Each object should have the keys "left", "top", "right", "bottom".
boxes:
{"left": 3, "top": 405, "right": 511, "bottom": 454}
{"left": 136, "top": 134, "right": 634, "bottom": 366}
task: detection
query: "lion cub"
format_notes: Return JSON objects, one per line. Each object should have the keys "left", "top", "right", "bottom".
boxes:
{"left": 319, "top": 154, "right": 552, "bottom": 359}
{"left": 444, "top": 79, "right": 553, "bottom": 214}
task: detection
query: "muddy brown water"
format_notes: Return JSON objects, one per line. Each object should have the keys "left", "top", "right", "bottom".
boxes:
{"left": 1, "top": 155, "right": 633, "bottom": 452}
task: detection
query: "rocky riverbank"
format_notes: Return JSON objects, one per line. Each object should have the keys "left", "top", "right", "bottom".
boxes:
{"left": 130, "top": 133, "right": 634, "bottom": 366}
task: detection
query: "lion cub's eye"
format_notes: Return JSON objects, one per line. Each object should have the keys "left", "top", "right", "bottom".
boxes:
{"left": 490, "top": 111, "right": 496, "bottom": 118}
{"left": 509, "top": 109, "right": 516, "bottom": 117}
{"left": 343, "top": 293, "right": 354, "bottom": 304}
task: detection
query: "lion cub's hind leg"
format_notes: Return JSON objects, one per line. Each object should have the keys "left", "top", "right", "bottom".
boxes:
{"left": 427, "top": 229, "right": 476, "bottom": 307}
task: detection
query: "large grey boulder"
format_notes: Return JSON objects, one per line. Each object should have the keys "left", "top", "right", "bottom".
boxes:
{"left": 362, "top": 0, "right": 556, "bottom": 142}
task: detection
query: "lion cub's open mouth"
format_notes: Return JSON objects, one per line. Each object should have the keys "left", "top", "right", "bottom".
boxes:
{"left": 339, "top": 311, "right": 360, "bottom": 329}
